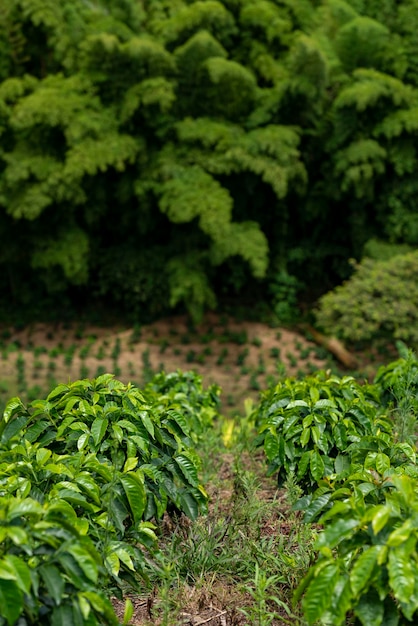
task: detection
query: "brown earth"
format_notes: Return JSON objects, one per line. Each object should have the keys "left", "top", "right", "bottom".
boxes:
{"left": 0, "top": 312, "right": 334, "bottom": 413}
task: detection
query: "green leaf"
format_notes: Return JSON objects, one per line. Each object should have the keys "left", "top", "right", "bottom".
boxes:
{"left": 3, "top": 555, "right": 31, "bottom": 594}
{"left": 310, "top": 449, "right": 325, "bottom": 481}
{"left": 179, "top": 490, "right": 199, "bottom": 520}
{"left": 0, "top": 579, "right": 23, "bottom": 626}
{"left": 80, "top": 591, "right": 118, "bottom": 624}
{"left": 303, "top": 493, "right": 332, "bottom": 523}
{"left": 175, "top": 454, "right": 199, "bottom": 487}
{"left": 388, "top": 544, "right": 415, "bottom": 605}
{"left": 91, "top": 417, "right": 108, "bottom": 447}
{"left": 139, "top": 411, "right": 155, "bottom": 438}
{"left": 302, "top": 562, "right": 339, "bottom": 624}
{"left": 350, "top": 546, "right": 380, "bottom": 597}
{"left": 66, "top": 545, "right": 98, "bottom": 584}
{"left": 120, "top": 473, "right": 146, "bottom": 524}
{"left": 375, "top": 453, "right": 390, "bottom": 474}
{"left": 264, "top": 430, "right": 279, "bottom": 461}
{"left": 123, "top": 598, "right": 134, "bottom": 626}
{"left": 316, "top": 518, "right": 358, "bottom": 550}
{"left": 300, "top": 428, "right": 310, "bottom": 447}
{"left": 51, "top": 604, "right": 75, "bottom": 626}
{"left": 40, "top": 564, "right": 65, "bottom": 605}
{"left": 354, "top": 588, "right": 384, "bottom": 626}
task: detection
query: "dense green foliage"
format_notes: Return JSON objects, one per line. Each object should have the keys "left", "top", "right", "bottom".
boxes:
{"left": 254, "top": 352, "right": 418, "bottom": 624}
{"left": 316, "top": 250, "right": 418, "bottom": 347}
{"left": 253, "top": 372, "right": 394, "bottom": 489}
{"left": 0, "top": 370, "right": 216, "bottom": 624}
{"left": 1, "top": 0, "right": 418, "bottom": 320}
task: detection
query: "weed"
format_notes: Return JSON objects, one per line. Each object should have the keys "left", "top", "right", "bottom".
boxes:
{"left": 111, "top": 338, "right": 121, "bottom": 361}
{"left": 252, "top": 337, "right": 262, "bottom": 347}
{"left": 257, "top": 356, "right": 266, "bottom": 375}
{"left": 239, "top": 564, "right": 295, "bottom": 626}
{"left": 299, "top": 347, "right": 311, "bottom": 359}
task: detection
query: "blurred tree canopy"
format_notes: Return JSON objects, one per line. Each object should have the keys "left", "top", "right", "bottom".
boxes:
{"left": 1, "top": 0, "right": 418, "bottom": 321}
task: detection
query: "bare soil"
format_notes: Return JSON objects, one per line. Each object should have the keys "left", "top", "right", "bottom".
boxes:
{"left": 0, "top": 312, "right": 331, "bottom": 414}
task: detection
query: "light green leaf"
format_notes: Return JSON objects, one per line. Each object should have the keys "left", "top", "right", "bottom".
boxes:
{"left": 3, "top": 555, "right": 31, "bottom": 594}
{"left": 123, "top": 598, "right": 134, "bottom": 626}
{"left": 302, "top": 562, "right": 339, "bottom": 624}
{"left": 123, "top": 457, "right": 138, "bottom": 472}
{"left": 371, "top": 505, "right": 391, "bottom": 535}
{"left": 105, "top": 553, "right": 120, "bottom": 577}
{"left": 36, "top": 448, "right": 52, "bottom": 466}
{"left": 77, "top": 432, "right": 89, "bottom": 451}
{"left": 3, "top": 397, "right": 24, "bottom": 424}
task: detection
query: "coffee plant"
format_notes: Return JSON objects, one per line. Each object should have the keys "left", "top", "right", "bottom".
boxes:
{"left": 254, "top": 372, "right": 393, "bottom": 489}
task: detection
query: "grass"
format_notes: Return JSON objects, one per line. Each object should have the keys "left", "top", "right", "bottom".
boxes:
{"left": 132, "top": 421, "right": 315, "bottom": 625}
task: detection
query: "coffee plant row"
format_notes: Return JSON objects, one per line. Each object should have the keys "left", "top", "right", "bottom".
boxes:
{"left": 0, "top": 371, "right": 220, "bottom": 625}
{"left": 255, "top": 348, "right": 418, "bottom": 625}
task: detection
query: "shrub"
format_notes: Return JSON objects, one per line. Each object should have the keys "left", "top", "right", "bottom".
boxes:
{"left": 296, "top": 474, "right": 418, "bottom": 625}
{"left": 1, "top": 374, "right": 209, "bottom": 521}
{"left": 0, "top": 495, "right": 119, "bottom": 625}
{"left": 315, "top": 251, "right": 418, "bottom": 347}
{"left": 254, "top": 372, "right": 393, "bottom": 490}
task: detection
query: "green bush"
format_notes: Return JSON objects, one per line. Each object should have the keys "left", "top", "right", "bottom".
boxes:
{"left": 315, "top": 251, "right": 418, "bottom": 346}
{"left": 296, "top": 474, "right": 418, "bottom": 625}
{"left": 0, "top": 495, "right": 120, "bottom": 626}
{"left": 253, "top": 372, "right": 393, "bottom": 490}
{"left": 1, "top": 374, "right": 209, "bottom": 521}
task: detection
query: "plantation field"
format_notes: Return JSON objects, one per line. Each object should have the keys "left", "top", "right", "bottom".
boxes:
{"left": 0, "top": 314, "right": 410, "bottom": 626}
{"left": 0, "top": 314, "right": 333, "bottom": 416}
